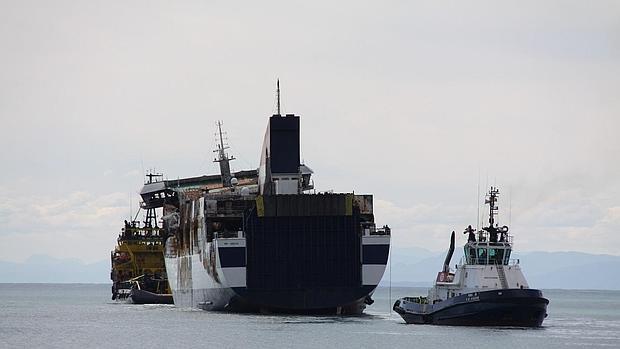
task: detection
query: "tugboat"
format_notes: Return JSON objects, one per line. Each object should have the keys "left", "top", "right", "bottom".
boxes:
{"left": 110, "top": 173, "right": 173, "bottom": 304}
{"left": 393, "top": 187, "right": 548, "bottom": 326}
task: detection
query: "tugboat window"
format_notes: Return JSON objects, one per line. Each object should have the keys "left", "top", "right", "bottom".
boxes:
{"left": 477, "top": 248, "right": 487, "bottom": 264}
{"left": 466, "top": 247, "right": 476, "bottom": 263}
{"left": 495, "top": 249, "right": 505, "bottom": 265}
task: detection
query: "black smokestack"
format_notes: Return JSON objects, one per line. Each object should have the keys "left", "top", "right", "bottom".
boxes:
{"left": 443, "top": 231, "right": 455, "bottom": 273}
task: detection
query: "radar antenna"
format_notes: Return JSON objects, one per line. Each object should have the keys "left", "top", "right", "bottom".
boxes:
{"left": 482, "top": 186, "right": 510, "bottom": 243}
{"left": 485, "top": 186, "right": 500, "bottom": 227}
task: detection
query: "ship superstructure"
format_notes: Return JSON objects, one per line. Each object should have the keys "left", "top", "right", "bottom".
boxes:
{"left": 141, "top": 95, "right": 390, "bottom": 314}
{"left": 393, "top": 187, "right": 548, "bottom": 326}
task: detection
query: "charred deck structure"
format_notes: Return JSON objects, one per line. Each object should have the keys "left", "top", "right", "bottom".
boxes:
{"left": 141, "top": 99, "right": 390, "bottom": 314}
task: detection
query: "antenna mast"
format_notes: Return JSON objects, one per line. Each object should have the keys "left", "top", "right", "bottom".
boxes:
{"left": 485, "top": 187, "right": 500, "bottom": 227}
{"left": 217, "top": 121, "right": 226, "bottom": 156}
{"left": 509, "top": 187, "right": 512, "bottom": 227}
{"left": 476, "top": 168, "right": 480, "bottom": 232}
{"left": 213, "top": 121, "right": 235, "bottom": 187}
{"left": 276, "top": 79, "right": 281, "bottom": 115}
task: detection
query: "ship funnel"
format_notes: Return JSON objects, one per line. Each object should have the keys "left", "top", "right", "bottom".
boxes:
{"left": 443, "top": 231, "right": 456, "bottom": 273}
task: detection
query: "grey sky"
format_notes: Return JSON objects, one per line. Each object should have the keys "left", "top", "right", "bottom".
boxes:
{"left": 1, "top": 0, "right": 619, "bottom": 263}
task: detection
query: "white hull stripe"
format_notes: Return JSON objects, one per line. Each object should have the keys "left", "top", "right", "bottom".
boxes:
{"left": 362, "top": 264, "right": 387, "bottom": 285}
{"left": 362, "top": 236, "right": 390, "bottom": 245}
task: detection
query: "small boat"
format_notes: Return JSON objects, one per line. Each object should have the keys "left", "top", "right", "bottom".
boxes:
{"left": 393, "top": 187, "right": 548, "bottom": 327}
{"left": 113, "top": 274, "right": 174, "bottom": 304}
{"left": 128, "top": 275, "right": 173, "bottom": 304}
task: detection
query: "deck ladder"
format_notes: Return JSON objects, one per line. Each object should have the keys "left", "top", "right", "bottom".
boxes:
{"left": 496, "top": 264, "right": 509, "bottom": 288}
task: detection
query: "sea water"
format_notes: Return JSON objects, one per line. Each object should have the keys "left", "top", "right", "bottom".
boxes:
{"left": 1, "top": 284, "right": 619, "bottom": 348}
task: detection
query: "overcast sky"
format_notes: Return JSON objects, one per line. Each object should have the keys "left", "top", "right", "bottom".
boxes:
{"left": 1, "top": 0, "right": 619, "bottom": 263}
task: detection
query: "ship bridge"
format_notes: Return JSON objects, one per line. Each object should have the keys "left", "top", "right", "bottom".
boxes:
{"left": 463, "top": 231, "right": 514, "bottom": 266}
{"left": 463, "top": 186, "right": 517, "bottom": 266}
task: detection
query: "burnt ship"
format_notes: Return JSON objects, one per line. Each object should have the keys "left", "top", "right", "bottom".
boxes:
{"left": 140, "top": 91, "right": 390, "bottom": 314}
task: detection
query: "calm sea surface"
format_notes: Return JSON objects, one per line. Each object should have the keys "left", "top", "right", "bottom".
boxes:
{"left": 1, "top": 284, "right": 619, "bottom": 348}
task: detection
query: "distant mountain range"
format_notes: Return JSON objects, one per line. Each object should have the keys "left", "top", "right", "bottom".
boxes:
{"left": 1, "top": 250, "right": 619, "bottom": 290}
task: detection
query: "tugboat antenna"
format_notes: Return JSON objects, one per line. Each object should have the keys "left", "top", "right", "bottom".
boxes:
{"left": 485, "top": 187, "right": 500, "bottom": 227}
{"left": 509, "top": 186, "right": 512, "bottom": 227}
{"left": 476, "top": 168, "right": 480, "bottom": 232}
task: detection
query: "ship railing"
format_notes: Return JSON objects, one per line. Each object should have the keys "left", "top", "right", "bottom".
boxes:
{"left": 474, "top": 231, "right": 513, "bottom": 244}
{"left": 508, "top": 259, "right": 520, "bottom": 265}
{"left": 463, "top": 257, "right": 520, "bottom": 266}
{"left": 121, "top": 236, "right": 164, "bottom": 242}
{"left": 205, "top": 193, "right": 256, "bottom": 200}
{"left": 214, "top": 230, "right": 245, "bottom": 239}
{"left": 119, "top": 226, "right": 166, "bottom": 240}
{"left": 403, "top": 296, "right": 429, "bottom": 304}
{"left": 370, "top": 225, "right": 391, "bottom": 236}
{"left": 362, "top": 226, "right": 391, "bottom": 236}
{"left": 466, "top": 257, "right": 502, "bottom": 265}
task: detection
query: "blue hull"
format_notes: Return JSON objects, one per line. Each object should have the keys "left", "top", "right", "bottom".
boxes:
{"left": 394, "top": 289, "right": 548, "bottom": 327}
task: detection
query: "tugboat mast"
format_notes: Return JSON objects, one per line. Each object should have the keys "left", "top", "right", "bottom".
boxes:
{"left": 485, "top": 187, "right": 500, "bottom": 227}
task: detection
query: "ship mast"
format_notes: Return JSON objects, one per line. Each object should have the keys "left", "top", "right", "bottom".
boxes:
{"left": 485, "top": 186, "right": 500, "bottom": 227}
{"left": 213, "top": 121, "right": 235, "bottom": 187}
{"left": 144, "top": 172, "right": 163, "bottom": 228}
{"left": 276, "top": 79, "right": 281, "bottom": 116}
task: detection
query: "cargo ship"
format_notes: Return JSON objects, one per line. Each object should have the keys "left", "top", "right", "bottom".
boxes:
{"left": 110, "top": 174, "right": 173, "bottom": 304}
{"left": 140, "top": 90, "right": 390, "bottom": 314}
{"left": 393, "top": 187, "right": 548, "bottom": 326}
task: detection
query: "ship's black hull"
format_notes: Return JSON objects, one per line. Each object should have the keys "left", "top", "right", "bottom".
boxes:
{"left": 228, "top": 286, "right": 376, "bottom": 314}
{"left": 166, "top": 254, "right": 380, "bottom": 315}
{"left": 130, "top": 288, "right": 174, "bottom": 305}
{"left": 394, "top": 289, "right": 548, "bottom": 327}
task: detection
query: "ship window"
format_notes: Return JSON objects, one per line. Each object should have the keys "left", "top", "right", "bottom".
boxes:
{"left": 465, "top": 247, "right": 476, "bottom": 263}
{"left": 484, "top": 248, "right": 505, "bottom": 265}
{"left": 477, "top": 248, "right": 488, "bottom": 264}
{"left": 495, "top": 249, "right": 505, "bottom": 265}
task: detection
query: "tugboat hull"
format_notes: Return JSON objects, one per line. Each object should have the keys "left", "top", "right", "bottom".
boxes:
{"left": 394, "top": 289, "right": 548, "bottom": 327}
